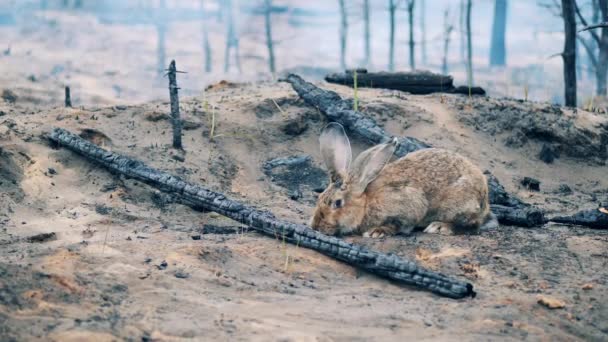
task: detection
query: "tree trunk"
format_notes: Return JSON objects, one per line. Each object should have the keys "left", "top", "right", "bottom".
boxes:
{"left": 201, "top": 0, "right": 212, "bottom": 73}
{"left": 168, "top": 60, "right": 183, "bottom": 150}
{"left": 442, "top": 9, "right": 454, "bottom": 74}
{"left": 363, "top": 0, "right": 371, "bottom": 67}
{"left": 420, "top": 0, "right": 427, "bottom": 65}
{"left": 466, "top": 0, "right": 474, "bottom": 86}
{"left": 223, "top": 0, "right": 241, "bottom": 73}
{"left": 157, "top": 0, "right": 167, "bottom": 77}
{"left": 264, "top": 0, "right": 276, "bottom": 74}
{"left": 48, "top": 128, "right": 475, "bottom": 299}
{"left": 407, "top": 0, "right": 416, "bottom": 70}
{"left": 562, "top": 0, "right": 577, "bottom": 107}
{"left": 339, "top": 0, "right": 348, "bottom": 70}
{"left": 459, "top": 0, "right": 466, "bottom": 64}
{"left": 389, "top": 0, "right": 396, "bottom": 71}
{"left": 489, "top": 0, "right": 507, "bottom": 66}
{"left": 596, "top": 0, "right": 608, "bottom": 96}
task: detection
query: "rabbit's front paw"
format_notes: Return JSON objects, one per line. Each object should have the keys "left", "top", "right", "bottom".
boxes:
{"left": 423, "top": 222, "right": 454, "bottom": 235}
{"left": 363, "top": 227, "right": 392, "bottom": 238}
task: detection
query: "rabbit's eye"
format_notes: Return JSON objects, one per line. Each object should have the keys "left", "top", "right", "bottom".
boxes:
{"left": 333, "top": 199, "right": 343, "bottom": 209}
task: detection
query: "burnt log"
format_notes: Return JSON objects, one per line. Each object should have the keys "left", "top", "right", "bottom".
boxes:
{"left": 48, "top": 127, "right": 475, "bottom": 299}
{"left": 283, "top": 74, "right": 543, "bottom": 227}
{"left": 490, "top": 205, "right": 546, "bottom": 228}
{"left": 324, "top": 70, "right": 485, "bottom": 95}
{"left": 550, "top": 209, "right": 608, "bottom": 229}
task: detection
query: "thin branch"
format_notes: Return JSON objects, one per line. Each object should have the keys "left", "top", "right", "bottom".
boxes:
{"left": 579, "top": 21, "right": 608, "bottom": 31}
{"left": 574, "top": 1, "right": 601, "bottom": 44}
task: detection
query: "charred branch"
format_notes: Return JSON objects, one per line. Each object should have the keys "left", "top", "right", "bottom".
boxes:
{"left": 550, "top": 209, "right": 608, "bottom": 229}
{"left": 324, "top": 70, "right": 485, "bottom": 95}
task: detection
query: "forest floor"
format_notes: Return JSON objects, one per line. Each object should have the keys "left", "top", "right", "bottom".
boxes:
{"left": 1, "top": 8, "right": 608, "bottom": 342}
{"left": 1, "top": 79, "right": 608, "bottom": 341}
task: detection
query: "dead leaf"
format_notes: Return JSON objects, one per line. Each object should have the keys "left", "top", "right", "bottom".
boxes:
{"left": 460, "top": 263, "right": 480, "bottom": 279}
{"left": 599, "top": 207, "right": 608, "bottom": 214}
{"left": 582, "top": 283, "right": 594, "bottom": 290}
{"left": 537, "top": 295, "right": 565, "bottom": 309}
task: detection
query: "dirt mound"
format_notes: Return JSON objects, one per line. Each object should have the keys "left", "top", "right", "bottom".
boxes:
{"left": 453, "top": 97, "right": 608, "bottom": 164}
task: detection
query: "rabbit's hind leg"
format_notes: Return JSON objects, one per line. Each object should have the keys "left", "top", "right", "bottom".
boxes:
{"left": 423, "top": 221, "right": 454, "bottom": 235}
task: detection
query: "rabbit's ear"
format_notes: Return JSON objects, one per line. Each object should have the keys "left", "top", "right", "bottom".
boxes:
{"left": 320, "top": 123, "right": 352, "bottom": 182}
{"left": 349, "top": 137, "right": 398, "bottom": 194}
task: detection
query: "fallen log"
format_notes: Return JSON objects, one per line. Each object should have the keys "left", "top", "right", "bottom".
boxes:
{"left": 490, "top": 205, "right": 546, "bottom": 228}
{"left": 48, "top": 128, "right": 474, "bottom": 299}
{"left": 283, "top": 74, "right": 543, "bottom": 227}
{"left": 324, "top": 69, "right": 486, "bottom": 95}
{"left": 550, "top": 209, "right": 608, "bottom": 229}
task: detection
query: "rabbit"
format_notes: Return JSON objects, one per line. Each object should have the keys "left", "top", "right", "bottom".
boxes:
{"left": 310, "top": 122, "right": 495, "bottom": 237}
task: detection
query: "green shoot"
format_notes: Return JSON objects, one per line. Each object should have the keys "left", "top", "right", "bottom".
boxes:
{"left": 271, "top": 98, "right": 287, "bottom": 118}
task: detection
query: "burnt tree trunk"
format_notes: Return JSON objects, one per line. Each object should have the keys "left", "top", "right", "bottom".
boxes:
{"left": 201, "top": 0, "right": 212, "bottom": 73}
{"left": 489, "top": 0, "right": 507, "bottom": 67}
{"left": 283, "top": 74, "right": 545, "bottom": 227}
{"left": 388, "top": 0, "right": 397, "bottom": 71}
{"left": 465, "top": 0, "right": 474, "bottom": 87}
{"left": 363, "top": 0, "right": 371, "bottom": 67}
{"left": 562, "top": 0, "right": 577, "bottom": 107}
{"left": 64, "top": 86, "right": 72, "bottom": 108}
{"left": 407, "top": 0, "right": 416, "bottom": 70}
{"left": 339, "top": 0, "right": 348, "bottom": 70}
{"left": 459, "top": 0, "right": 466, "bottom": 63}
{"left": 442, "top": 8, "right": 454, "bottom": 74}
{"left": 596, "top": 0, "right": 608, "bottom": 96}
{"left": 223, "top": 0, "right": 241, "bottom": 73}
{"left": 264, "top": 0, "right": 276, "bottom": 73}
{"left": 420, "top": 0, "right": 427, "bottom": 65}
{"left": 48, "top": 128, "right": 475, "bottom": 299}
{"left": 157, "top": 0, "right": 167, "bottom": 77}
{"left": 167, "top": 60, "right": 183, "bottom": 149}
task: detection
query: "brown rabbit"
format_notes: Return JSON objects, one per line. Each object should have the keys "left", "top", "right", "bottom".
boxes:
{"left": 310, "top": 123, "right": 494, "bottom": 237}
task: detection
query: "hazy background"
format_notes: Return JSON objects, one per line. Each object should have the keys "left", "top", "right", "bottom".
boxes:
{"left": 0, "top": 0, "right": 596, "bottom": 106}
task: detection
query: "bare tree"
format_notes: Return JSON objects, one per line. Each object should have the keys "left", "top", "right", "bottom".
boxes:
{"left": 466, "top": 0, "right": 473, "bottom": 86}
{"left": 406, "top": 0, "right": 416, "bottom": 70}
{"left": 489, "top": 0, "right": 507, "bottom": 66}
{"left": 264, "top": 0, "right": 276, "bottom": 73}
{"left": 157, "top": 0, "right": 167, "bottom": 76}
{"left": 201, "top": 0, "right": 212, "bottom": 73}
{"left": 363, "top": 0, "right": 371, "bottom": 67}
{"left": 389, "top": 0, "right": 397, "bottom": 71}
{"left": 576, "top": 0, "right": 608, "bottom": 96}
{"left": 339, "top": 0, "right": 348, "bottom": 70}
{"left": 420, "top": 0, "right": 427, "bottom": 65}
{"left": 562, "top": 0, "right": 577, "bottom": 106}
{"left": 442, "top": 8, "right": 455, "bottom": 74}
{"left": 223, "top": 0, "right": 241, "bottom": 73}
{"left": 460, "top": 0, "right": 466, "bottom": 63}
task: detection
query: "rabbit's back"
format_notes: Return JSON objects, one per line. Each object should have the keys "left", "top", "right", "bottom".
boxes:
{"left": 367, "top": 148, "right": 489, "bottom": 227}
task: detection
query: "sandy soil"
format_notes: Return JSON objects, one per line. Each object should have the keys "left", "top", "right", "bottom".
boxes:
{"left": 1, "top": 78, "right": 608, "bottom": 341}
